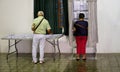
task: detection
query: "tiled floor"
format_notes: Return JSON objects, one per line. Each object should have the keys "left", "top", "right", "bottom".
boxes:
{"left": 0, "top": 53, "right": 120, "bottom": 72}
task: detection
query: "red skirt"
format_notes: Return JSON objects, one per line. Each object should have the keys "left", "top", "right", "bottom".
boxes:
{"left": 75, "top": 36, "right": 87, "bottom": 55}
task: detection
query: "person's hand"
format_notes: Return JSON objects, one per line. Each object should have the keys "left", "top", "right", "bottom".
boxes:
{"left": 31, "top": 24, "right": 35, "bottom": 31}
{"left": 47, "top": 29, "right": 53, "bottom": 34}
{"left": 72, "top": 27, "right": 76, "bottom": 32}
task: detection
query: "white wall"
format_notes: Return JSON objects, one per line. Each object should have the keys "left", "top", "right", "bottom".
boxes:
{"left": 0, "top": 0, "right": 33, "bottom": 53}
{"left": 0, "top": 0, "right": 120, "bottom": 53}
{"left": 97, "top": 0, "right": 120, "bottom": 53}
{"left": 0, "top": 0, "right": 71, "bottom": 53}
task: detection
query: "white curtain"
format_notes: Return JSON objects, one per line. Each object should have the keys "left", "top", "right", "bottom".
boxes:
{"left": 68, "top": 0, "right": 74, "bottom": 47}
{"left": 87, "top": 0, "right": 98, "bottom": 48}
{"left": 68, "top": 0, "right": 98, "bottom": 53}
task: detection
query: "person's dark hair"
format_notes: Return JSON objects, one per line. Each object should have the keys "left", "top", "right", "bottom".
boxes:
{"left": 79, "top": 13, "right": 85, "bottom": 19}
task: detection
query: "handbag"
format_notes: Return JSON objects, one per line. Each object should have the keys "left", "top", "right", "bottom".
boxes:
{"left": 32, "top": 18, "right": 44, "bottom": 31}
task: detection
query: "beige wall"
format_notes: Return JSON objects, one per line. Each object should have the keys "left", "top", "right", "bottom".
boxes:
{"left": 0, "top": 0, "right": 120, "bottom": 53}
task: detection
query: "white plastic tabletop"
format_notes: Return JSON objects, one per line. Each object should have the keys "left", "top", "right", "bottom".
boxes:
{"left": 1, "top": 34, "right": 63, "bottom": 40}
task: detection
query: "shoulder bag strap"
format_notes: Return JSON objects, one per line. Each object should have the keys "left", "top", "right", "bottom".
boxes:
{"left": 34, "top": 18, "right": 44, "bottom": 31}
{"left": 75, "top": 24, "right": 87, "bottom": 29}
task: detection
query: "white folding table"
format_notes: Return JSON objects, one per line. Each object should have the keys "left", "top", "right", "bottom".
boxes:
{"left": 1, "top": 34, "right": 63, "bottom": 60}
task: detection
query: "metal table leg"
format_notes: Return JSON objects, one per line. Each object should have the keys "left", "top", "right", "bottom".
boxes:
{"left": 53, "top": 40, "right": 56, "bottom": 61}
{"left": 6, "top": 39, "right": 21, "bottom": 60}
{"left": 46, "top": 39, "right": 61, "bottom": 60}
{"left": 57, "top": 39, "right": 61, "bottom": 56}
{"left": 7, "top": 40, "right": 11, "bottom": 60}
{"left": 15, "top": 40, "right": 18, "bottom": 58}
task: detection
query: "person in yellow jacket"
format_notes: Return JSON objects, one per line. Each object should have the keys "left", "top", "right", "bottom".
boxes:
{"left": 31, "top": 11, "right": 52, "bottom": 64}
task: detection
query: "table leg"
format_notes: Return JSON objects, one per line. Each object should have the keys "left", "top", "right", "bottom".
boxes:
{"left": 6, "top": 39, "right": 21, "bottom": 60}
{"left": 15, "top": 40, "right": 18, "bottom": 58}
{"left": 57, "top": 39, "right": 61, "bottom": 56}
{"left": 53, "top": 40, "right": 56, "bottom": 61}
{"left": 46, "top": 38, "right": 61, "bottom": 61}
{"left": 7, "top": 40, "right": 11, "bottom": 60}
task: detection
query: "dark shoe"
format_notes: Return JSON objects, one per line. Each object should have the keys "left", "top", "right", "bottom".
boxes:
{"left": 82, "top": 58, "right": 86, "bottom": 61}
{"left": 76, "top": 58, "right": 80, "bottom": 61}
{"left": 76, "top": 54, "right": 80, "bottom": 61}
{"left": 34, "top": 62, "right": 38, "bottom": 64}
